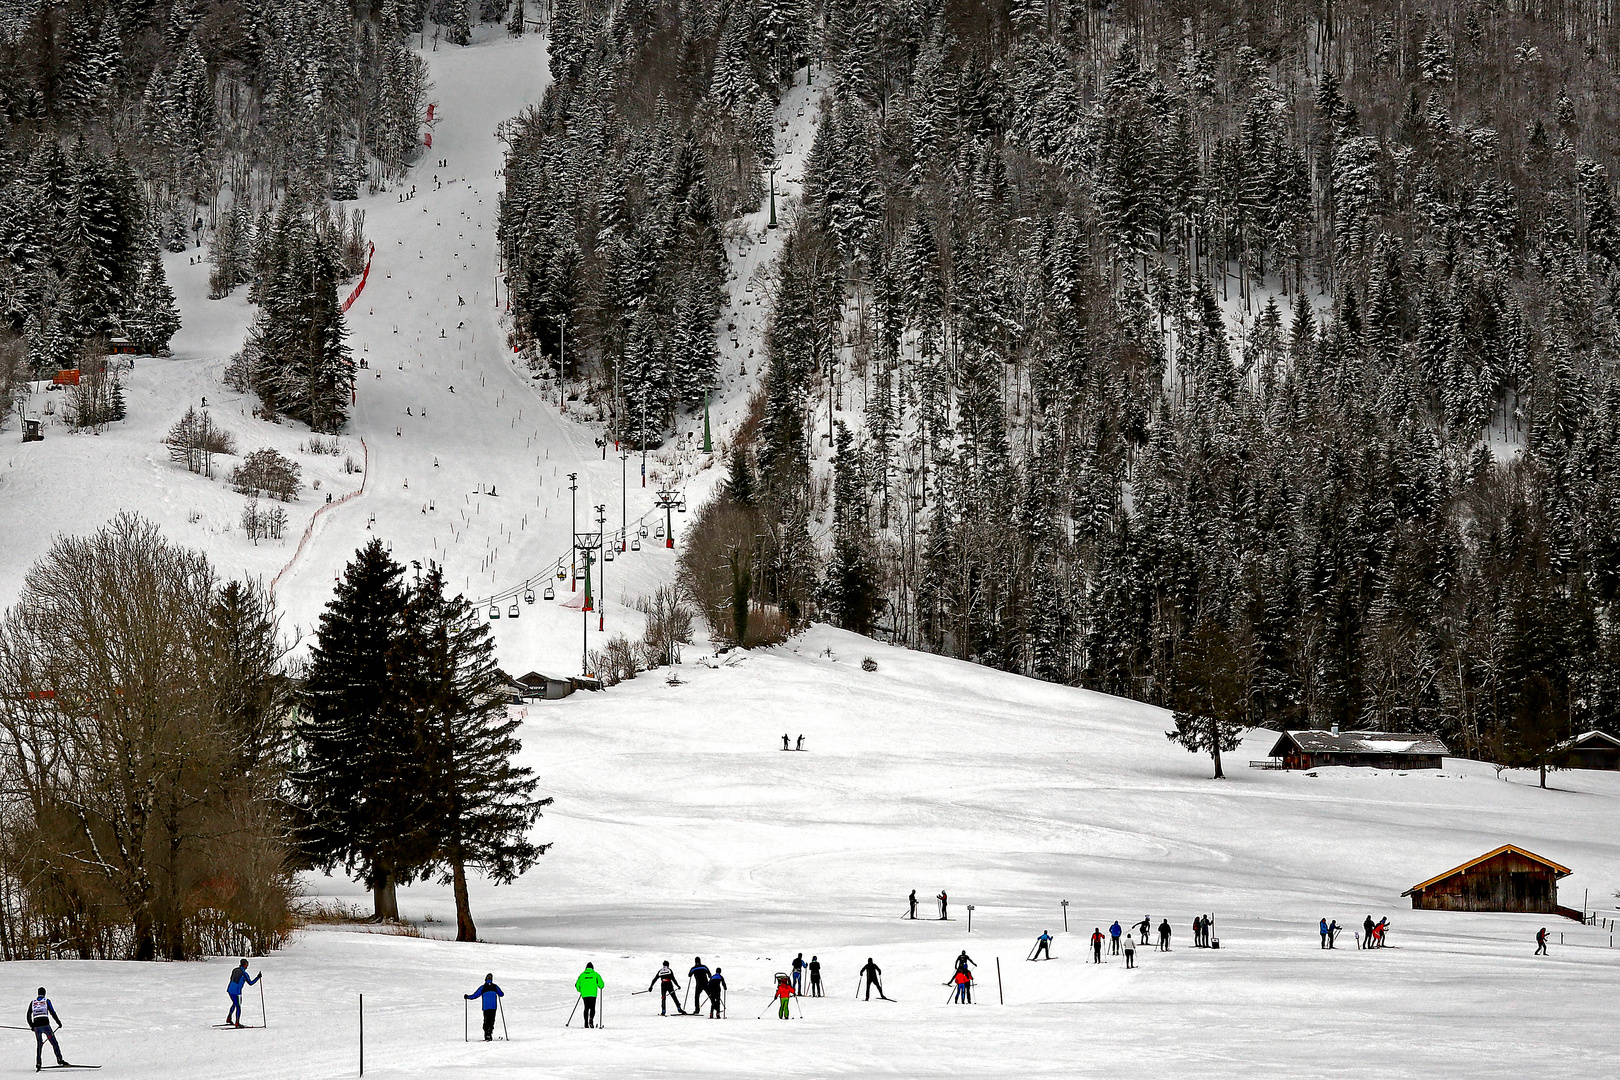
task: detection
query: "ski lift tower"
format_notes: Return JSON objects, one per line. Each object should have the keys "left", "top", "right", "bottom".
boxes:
{"left": 574, "top": 528, "right": 602, "bottom": 675}
{"left": 654, "top": 488, "right": 684, "bottom": 549}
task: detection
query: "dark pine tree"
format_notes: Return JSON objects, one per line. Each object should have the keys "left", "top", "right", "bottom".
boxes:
{"left": 295, "top": 540, "right": 433, "bottom": 920}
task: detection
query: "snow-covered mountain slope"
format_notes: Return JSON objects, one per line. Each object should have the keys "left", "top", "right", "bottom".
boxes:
{"left": 13, "top": 624, "right": 1619, "bottom": 1079}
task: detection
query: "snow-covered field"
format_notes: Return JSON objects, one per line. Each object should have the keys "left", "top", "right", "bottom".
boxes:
{"left": 1, "top": 28, "right": 1615, "bottom": 1080}
{"left": 8, "top": 624, "right": 1619, "bottom": 1078}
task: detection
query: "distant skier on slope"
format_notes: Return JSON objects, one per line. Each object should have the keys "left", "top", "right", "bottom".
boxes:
{"left": 27, "top": 988, "right": 66, "bottom": 1071}
{"left": 1535, "top": 928, "right": 1548, "bottom": 956}
{"left": 774, "top": 974, "right": 795, "bottom": 1019}
{"left": 955, "top": 950, "right": 976, "bottom": 974}
{"left": 1091, "top": 928, "right": 1104, "bottom": 964}
{"left": 465, "top": 975, "right": 503, "bottom": 1041}
{"left": 1110, "top": 920, "right": 1122, "bottom": 954}
{"left": 1158, "top": 919, "right": 1172, "bottom": 951}
{"left": 649, "top": 962, "right": 685, "bottom": 1015}
{"left": 951, "top": 968, "right": 973, "bottom": 1004}
{"left": 1138, "top": 916, "right": 1151, "bottom": 945}
{"left": 575, "top": 964, "right": 603, "bottom": 1028}
{"left": 1362, "top": 915, "right": 1374, "bottom": 949}
{"left": 687, "top": 958, "right": 711, "bottom": 1011}
{"left": 938, "top": 890, "right": 948, "bottom": 920}
{"left": 1032, "top": 931, "right": 1052, "bottom": 960}
{"left": 1327, "top": 919, "right": 1340, "bottom": 948}
{"left": 808, "top": 956, "right": 823, "bottom": 997}
{"left": 908, "top": 890, "right": 918, "bottom": 919}
{"left": 1124, "top": 934, "right": 1137, "bottom": 968}
{"left": 227, "top": 959, "right": 261, "bottom": 1028}
{"left": 782, "top": 734, "right": 790, "bottom": 750}
{"left": 1320, "top": 918, "right": 1330, "bottom": 949}
{"left": 791, "top": 954, "right": 805, "bottom": 994}
{"left": 859, "top": 958, "right": 888, "bottom": 1000}
{"left": 707, "top": 969, "right": 726, "bottom": 1017}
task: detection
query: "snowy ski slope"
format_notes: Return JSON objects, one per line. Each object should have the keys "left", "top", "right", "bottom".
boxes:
{"left": 0, "top": 30, "right": 1615, "bottom": 1080}
{"left": 6, "top": 624, "right": 1619, "bottom": 1078}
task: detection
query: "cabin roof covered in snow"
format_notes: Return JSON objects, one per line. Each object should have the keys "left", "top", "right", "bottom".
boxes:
{"left": 1268, "top": 729, "right": 1451, "bottom": 757}
{"left": 1557, "top": 730, "right": 1620, "bottom": 750}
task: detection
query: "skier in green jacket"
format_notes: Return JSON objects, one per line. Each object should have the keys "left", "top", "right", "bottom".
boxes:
{"left": 576, "top": 963, "right": 605, "bottom": 1028}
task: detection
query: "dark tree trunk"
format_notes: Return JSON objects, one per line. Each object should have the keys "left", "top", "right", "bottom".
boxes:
{"left": 1210, "top": 717, "right": 1226, "bottom": 779}
{"left": 372, "top": 876, "right": 400, "bottom": 921}
{"left": 452, "top": 856, "right": 476, "bottom": 942}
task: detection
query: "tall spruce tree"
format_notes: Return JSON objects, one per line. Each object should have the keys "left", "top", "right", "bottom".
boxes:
{"left": 399, "top": 564, "right": 549, "bottom": 942}
{"left": 295, "top": 540, "right": 433, "bottom": 920}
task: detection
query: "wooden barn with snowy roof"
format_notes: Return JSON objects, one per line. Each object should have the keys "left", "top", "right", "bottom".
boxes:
{"left": 1402, "top": 845, "right": 1581, "bottom": 919}
{"left": 1557, "top": 730, "right": 1620, "bottom": 770}
{"left": 1264, "top": 729, "right": 1450, "bottom": 771}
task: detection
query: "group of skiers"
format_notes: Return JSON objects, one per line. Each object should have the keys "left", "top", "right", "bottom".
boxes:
{"left": 646, "top": 959, "right": 728, "bottom": 1018}
{"left": 906, "top": 889, "right": 950, "bottom": 920}
{"left": 1318, "top": 916, "right": 1391, "bottom": 949}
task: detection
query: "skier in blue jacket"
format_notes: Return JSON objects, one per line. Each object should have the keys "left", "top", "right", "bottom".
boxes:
{"left": 27, "top": 988, "right": 66, "bottom": 1070}
{"left": 1109, "top": 920, "right": 1123, "bottom": 955}
{"left": 227, "top": 959, "right": 261, "bottom": 1027}
{"left": 465, "top": 975, "right": 504, "bottom": 1041}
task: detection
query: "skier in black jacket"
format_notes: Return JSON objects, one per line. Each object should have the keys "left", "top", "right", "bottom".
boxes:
{"left": 27, "top": 989, "right": 66, "bottom": 1071}
{"left": 686, "top": 959, "right": 711, "bottom": 1011}
{"left": 649, "top": 962, "right": 685, "bottom": 1015}
{"left": 859, "top": 958, "right": 889, "bottom": 1000}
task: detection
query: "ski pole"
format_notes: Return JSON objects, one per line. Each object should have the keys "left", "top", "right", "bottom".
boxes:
{"left": 499, "top": 998, "right": 509, "bottom": 1041}
{"left": 464, "top": 997, "right": 468, "bottom": 1041}
{"left": 565, "top": 995, "right": 580, "bottom": 1027}
{"left": 599, "top": 993, "right": 605, "bottom": 1030}
{"left": 260, "top": 978, "right": 267, "bottom": 1029}
{"left": 755, "top": 993, "right": 776, "bottom": 1019}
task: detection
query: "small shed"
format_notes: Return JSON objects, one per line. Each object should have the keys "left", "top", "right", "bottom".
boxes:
{"left": 1402, "top": 845, "right": 1580, "bottom": 919}
{"left": 516, "top": 671, "right": 575, "bottom": 701}
{"left": 1266, "top": 729, "right": 1449, "bottom": 770}
{"left": 1558, "top": 730, "right": 1620, "bottom": 770}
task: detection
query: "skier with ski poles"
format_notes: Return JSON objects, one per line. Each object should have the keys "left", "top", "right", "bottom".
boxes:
{"left": 951, "top": 968, "right": 973, "bottom": 1004}
{"left": 790, "top": 953, "right": 805, "bottom": 994}
{"left": 808, "top": 956, "right": 823, "bottom": 997}
{"left": 908, "top": 890, "right": 918, "bottom": 919}
{"left": 575, "top": 963, "right": 604, "bottom": 1028}
{"left": 1110, "top": 920, "right": 1123, "bottom": 955}
{"left": 465, "top": 975, "right": 504, "bottom": 1041}
{"left": 955, "top": 950, "right": 976, "bottom": 974}
{"left": 707, "top": 969, "right": 727, "bottom": 1017}
{"left": 649, "top": 962, "right": 685, "bottom": 1015}
{"left": 859, "top": 958, "right": 889, "bottom": 1000}
{"left": 227, "top": 959, "right": 261, "bottom": 1028}
{"left": 938, "top": 890, "right": 949, "bottom": 920}
{"left": 1138, "top": 916, "right": 1151, "bottom": 945}
{"left": 1031, "top": 931, "right": 1052, "bottom": 960}
{"left": 1158, "top": 919, "right": 1172, "bottom": 951}
{"left": 1124, "top": 934, "right": 1137, "bottom": 969}
{"left": 1091, "top": 928, "right": 1105, "bottom": 963}
{"left": 687, "top": 958, "right": 711, "bottom": 1012}
{"left": 774, "top": 974, "right": 795, "bottom": 1019}
{"left": 27, "top": 988, "right": 67, "bottom": 1071}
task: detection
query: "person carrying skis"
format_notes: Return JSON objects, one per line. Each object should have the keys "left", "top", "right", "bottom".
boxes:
{"left": 952, "top": 968, "right": 973, "bottom": 1004}
{"left": 1109, "top": 920, "right": 1123, "bottom": 955}
{"left": 790, "top": 954, "right": 805, "bottom": 994}
{"left": 1158, "top": 919, "right": 1172, "bottom": 951}
{"left": 227, "top": 959, "right": 261, "bottom": 1028}
{"left": 575, "top": 963, "right": 604, "bottom": 1028}
{"left": 808, "top": 956, "right": 823, "bottom": 997}
{"left": 1138, "top": 916, "right": 1152, "bottom": 945}
{"left": 1032, "top": 931, "right": 1052, "bottom": 960}
{"left": 649, "top": 962, "right": 685, "bottom": 1015}
{"left": 908, "top": 890, "right": 918, "bottom": 919}
{"left": 27, "top": 988, "right": 66, "bottom": 1071}
{"left": 465, "top": 974, "right": 504, "bottom": 1041}
{"left": 774, "top": 974, "right": 795, "bottom": 1019}
{"left": 938, "top": 890, "right": 949, "bottom": 920}
{"left": 859, "top": 958, "right": 888, "bottom": 1001}
{"left": 707, "top": 969, "right": 726, "bottom": 1017}
{"left": 1091, "top": 928, "right": 1105, "bottom": 963}
{"left": 1124, "top": 933, "right": 1137, "bottom": 969}
{"left": 1535, "top": 928, "right": 1548, "bottom": 956}
{"left": 688, "top": 958, "right": 711, "bottom": 1010}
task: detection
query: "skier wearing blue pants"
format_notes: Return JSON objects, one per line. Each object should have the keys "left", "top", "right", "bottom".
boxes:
{"left": 28, "top": 989, "right": 66, "bottom": 1071}
{"left": 227, "top": 959, "right": 261, "bottom": 1027}
{"left": 465, "top": 975, "right": 504, "bottom": 1041}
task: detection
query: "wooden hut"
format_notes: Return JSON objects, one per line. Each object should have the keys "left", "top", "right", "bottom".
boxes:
{"left": 1265, "top": 729, "right": 1449, "bottom": 770}
{"left": 1557, "top": 730, "right": 1620, "bottom": 770}
{"left": 1402, "top": 845, "right": 1581, "bottom": 919}
{"left": 516, "top": 671, "right": 576, "bottom": 701}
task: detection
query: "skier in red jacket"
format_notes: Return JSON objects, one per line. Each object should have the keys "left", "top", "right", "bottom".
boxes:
{"left": 1091, "top": 928, "right": 1105, "bottom": 963}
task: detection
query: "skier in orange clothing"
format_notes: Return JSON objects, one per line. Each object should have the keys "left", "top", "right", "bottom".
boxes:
{"left": 775, "top": 974, "right": 795, "bottom": 1019}
{"left": 952, "top": 968, "right": 973, "bottom": 1003}
{"left": 1091, "top": 928, "right": 1105, "bottom": 963}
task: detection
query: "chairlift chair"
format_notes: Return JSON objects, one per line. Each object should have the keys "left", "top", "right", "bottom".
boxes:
{"left": 524, "top": 588, "right": 536, "bottom": 604}
{"left": 508, "top": 602, "right": 520, "bottom": 618}
{"left": 655, "top": 523, "right": 665, "bottom": 538}
{"left": 543, "top": 583, "right": 555, "bottom": 600}
{"left": 604, "top": 546, "right": 614, "bottom": 561}
{"left": 639, "top": 525, "right": 649, "bottom": 538}
{"left": 631, "top": 537, "right": 641, "bottom": 551}
{"left": 488, "top": 604, "right": 501, "bottom": 620}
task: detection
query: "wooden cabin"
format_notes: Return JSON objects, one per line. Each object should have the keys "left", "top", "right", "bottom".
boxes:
{"left": 516, "top": 671, "right": 576, "bottom": 701}
{"left": 1557, "top": 730, "right": 1620, "bottom": 770}
{"left": 1265, "top": 729, "right": 1449, "bottom": 770}
{"left": 1402, "top": 845, "right": 1580, "bottom": 919}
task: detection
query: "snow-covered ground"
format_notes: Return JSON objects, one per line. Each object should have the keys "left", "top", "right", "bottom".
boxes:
{"left": 10, "top": 624, "right": 1619, "bottom": 1077}
{"left": 2, "top": 29, "right": 1615, "bottom": 1080}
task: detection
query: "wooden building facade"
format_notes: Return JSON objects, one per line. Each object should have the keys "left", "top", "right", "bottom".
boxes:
{"left": 1265, "top": 729, "right": 1449, "bottom": 770}
{"left": 1559, "top": 730, "right": 1620, "bottom": 770}
{"left": 1402, "top": 845, "right": 1580, "bottom": 919}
